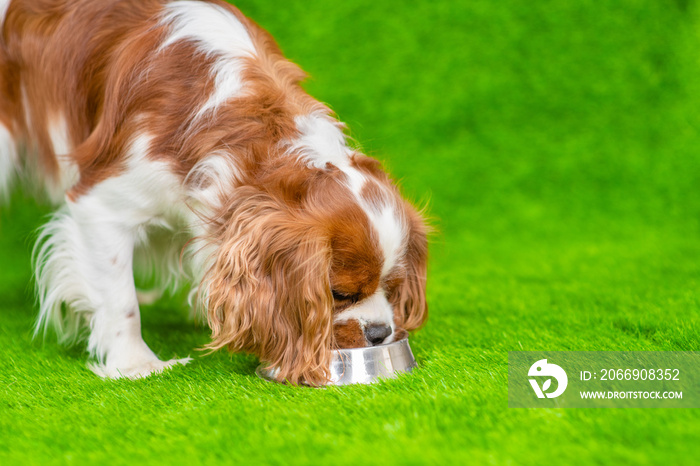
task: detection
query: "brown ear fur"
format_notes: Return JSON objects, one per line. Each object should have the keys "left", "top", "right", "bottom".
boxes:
{"left": 392, "top": 204, "right": 429, "bottom": 331}
{"left": 203, "top": 187, "right": 333, "bottom": 385}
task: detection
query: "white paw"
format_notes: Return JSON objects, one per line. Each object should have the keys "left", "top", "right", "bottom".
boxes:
{"left": 88, "top": 357, "right": 192, "bottom": 379}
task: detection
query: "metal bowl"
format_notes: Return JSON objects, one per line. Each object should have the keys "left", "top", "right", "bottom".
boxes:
{"left": 256, "top": 337, "right": 417, "bottom": 386}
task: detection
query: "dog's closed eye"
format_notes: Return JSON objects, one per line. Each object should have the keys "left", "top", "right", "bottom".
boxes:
{"left": 331, "top": 290, "right": 359, "bottom": 303}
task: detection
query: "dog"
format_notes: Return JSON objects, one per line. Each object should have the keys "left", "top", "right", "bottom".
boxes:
{"left": 0, "top": 0, "right": 428, "bottom": 384}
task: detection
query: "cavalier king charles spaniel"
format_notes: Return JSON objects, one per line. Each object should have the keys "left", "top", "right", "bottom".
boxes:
{"left": 0, "top": 0, "right": 428, "bottom": 384}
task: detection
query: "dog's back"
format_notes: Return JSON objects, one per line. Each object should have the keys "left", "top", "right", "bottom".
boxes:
{"left": 1, "top": 1, "right": 151, "bottom": 198}
{"left": 0, "top": 0, "right": 248, "bottom": 201}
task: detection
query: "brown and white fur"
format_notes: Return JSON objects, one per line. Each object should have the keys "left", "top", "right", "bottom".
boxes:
{"left": 0, "top": 0, "right": 428, "bottom": 385}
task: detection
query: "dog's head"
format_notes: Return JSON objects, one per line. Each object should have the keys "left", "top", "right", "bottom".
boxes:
{"left": 201, "top": 155, "right": 427, "bottom": 385}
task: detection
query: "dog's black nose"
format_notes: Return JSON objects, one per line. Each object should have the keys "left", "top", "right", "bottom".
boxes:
{"left": 365, "top": 323, "right": 392, "bottom": 346}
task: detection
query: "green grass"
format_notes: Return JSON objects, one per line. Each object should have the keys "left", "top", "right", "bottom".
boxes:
{"left": 2, "top": 0, "right": 700, "bottom": 464}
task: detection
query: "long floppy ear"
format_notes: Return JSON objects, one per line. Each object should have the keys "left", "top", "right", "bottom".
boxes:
{"left": 392, "top": 205, "right": 429, "bottom": 331}
{"left": 202, "top": 188, "right": 333, "bottom": 385}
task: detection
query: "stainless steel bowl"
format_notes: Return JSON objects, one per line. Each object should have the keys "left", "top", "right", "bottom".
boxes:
{"left": 256, "top": 337, "right": 417, "bottom": 386}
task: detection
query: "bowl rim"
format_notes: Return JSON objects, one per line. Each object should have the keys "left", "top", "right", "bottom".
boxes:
{"left": 256, "top": 337, "right": 416, "bottom": 385}
{"left": 330, "top": 336, "right": 411, "bottom": 355}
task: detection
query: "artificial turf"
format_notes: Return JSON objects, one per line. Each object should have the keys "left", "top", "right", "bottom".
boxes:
{"left": 1, "top": 0, "right": 699, "bottom": 464}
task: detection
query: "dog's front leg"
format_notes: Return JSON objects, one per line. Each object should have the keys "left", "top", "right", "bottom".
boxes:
{"left": 35, "top": 186, "right": 190, "bottom": 379}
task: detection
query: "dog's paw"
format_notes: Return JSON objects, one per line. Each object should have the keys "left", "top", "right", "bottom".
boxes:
{"left": 88, "top": 357, "right": 192, "bottom": 379}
